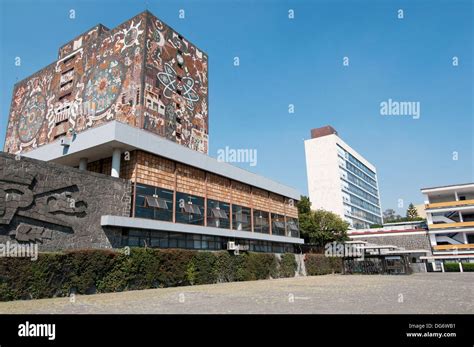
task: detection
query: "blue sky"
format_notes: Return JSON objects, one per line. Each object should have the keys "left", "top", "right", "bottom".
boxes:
{"left": 0, "top": 0, "right": 472, "bottom": 215}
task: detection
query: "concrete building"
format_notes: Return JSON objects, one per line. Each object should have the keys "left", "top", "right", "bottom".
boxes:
{"left": 421, "top": 183, "right": 474, "bottom": 263}
{"left": 304, "top": 126, "right": 383, "bottom": 229}
{"left": 1, "top": 11, "right": 303, "bottom": 253}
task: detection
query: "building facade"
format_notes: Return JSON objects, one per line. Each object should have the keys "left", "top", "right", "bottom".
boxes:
{"left": 304, "top": 126, "right": 383, "bottom": 229}
{"left": 421, "top": 183, "right": 474, "bottom": 263}
{"left": 4, "top": 11, "right": 209, "bottom": 155}
{"left": 1, "top": 11, "right": 303, "bottom": 253}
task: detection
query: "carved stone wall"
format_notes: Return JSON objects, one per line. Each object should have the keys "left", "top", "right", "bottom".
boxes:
{"left": 0, "top": 152, "right": 131, "bottom": 251}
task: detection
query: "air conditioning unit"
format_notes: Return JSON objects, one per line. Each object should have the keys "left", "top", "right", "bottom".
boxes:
{"left": 60, "top": 137, "right": 71, "bottom": 147}
{"left": 227, "top": 241, "right": 237, "bottom": 250}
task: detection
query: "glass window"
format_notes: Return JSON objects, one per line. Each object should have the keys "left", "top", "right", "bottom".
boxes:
{"left": 253, "top": 210, "right": 269, "bottom": 234}
{"left": 175, "top": 192, "right": 205, "bottom": 225}
{"left": 135, "top": 184, "right": 173, "bottom": 222}
{"left": 286, "top": 217, "right": 300, "bottom": 238}
{"left": 232, "top": 204, "right": 252, "bottom": 231}
{"left": 207, "top": 199, "right": 230, "bottom": 229}
{"left": 271, "top": 213, "right": 286, "bottom": 236}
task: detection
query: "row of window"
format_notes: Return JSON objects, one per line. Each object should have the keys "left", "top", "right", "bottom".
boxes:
{"left": 122, "top": 229, "right": 295, "bottom": 253}
{"left": 343, "top": 171, "right": 379, "bottom": 196}
{"left": 345, "top": 193, "right": 381, "bottom": 216}
{"left": 344, "top": 203, "right": 382, "bottom": 225}
{"left": 344, "top": 161, "right": 378, "bottom": 188}
{"left": 134, "top": 184, "right": 300, "bottom": 237}
{"left": 347, "top": 153, "right": 376, "bottom": 179}
{"left": 342, "top": 181, "right": 380, "bottom": 206}
{"left": 337, "top": 144, "right": 377, "bottom": 180}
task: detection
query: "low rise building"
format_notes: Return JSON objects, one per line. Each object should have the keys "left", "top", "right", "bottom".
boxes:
{"left": 421, "top": 183, "right": 474, "bottom": 263}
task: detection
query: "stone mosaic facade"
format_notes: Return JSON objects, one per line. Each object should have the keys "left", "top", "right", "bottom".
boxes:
{"left": 4, "top": 11, "right": 208, "bottom": 155}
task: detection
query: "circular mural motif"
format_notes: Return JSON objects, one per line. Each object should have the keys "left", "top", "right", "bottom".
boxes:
{"left": 83, "top": 58, "right": 125, "bottom": 115}
{"left": 17, "top": 93, "right": 46, "bottom": 143}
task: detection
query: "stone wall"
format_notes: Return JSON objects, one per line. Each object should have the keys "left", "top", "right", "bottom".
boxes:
{"left": 352, "top": 232, "right": 432, "bottom": 254}
{"left": 0, "top": 152, "right": 131, "bottom": 251}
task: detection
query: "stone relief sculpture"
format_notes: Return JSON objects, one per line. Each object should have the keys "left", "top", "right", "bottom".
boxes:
{"left": 0, "top": 163, "right": 87, "bottom": 243}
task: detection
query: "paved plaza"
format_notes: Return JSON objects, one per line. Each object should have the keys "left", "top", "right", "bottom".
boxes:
{"left": 1, "top": 273, "right": 472, "bottom": 314}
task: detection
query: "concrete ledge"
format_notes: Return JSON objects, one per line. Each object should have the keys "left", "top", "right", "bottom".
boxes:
{"left": 101, "top": 215, "right": 305, "bottom": 244}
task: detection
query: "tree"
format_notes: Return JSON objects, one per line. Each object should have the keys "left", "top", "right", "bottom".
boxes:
{"left": 297, "top": 195, "right": 311, "bottom": 214}
{"left": 406, "top": 203, "right": 419, "bottom": 219}
{"left": 297, "top": 196, "right": 349, "bottom": 246}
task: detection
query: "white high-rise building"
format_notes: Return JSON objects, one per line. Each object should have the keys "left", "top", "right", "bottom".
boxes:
{"left": 304, "top": 126, "right": 383, "bottom": 229}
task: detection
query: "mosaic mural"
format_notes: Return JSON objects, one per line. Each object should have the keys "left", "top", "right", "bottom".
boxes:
{"left": 144, "top": 14, "right": 208, "bottom": 152}
{"left": 4, "top": 11, "right": 208, "bottom": 154}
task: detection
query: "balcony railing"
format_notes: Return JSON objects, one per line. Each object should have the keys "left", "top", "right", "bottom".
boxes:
{"left": 433, "top": 243, "right": 474, "bottom": 251}
{"left": 425, "top": 199, "right": 474, "bottom": 209}
{"left": 429, "top": 221, "right": 474, "bottom": 229}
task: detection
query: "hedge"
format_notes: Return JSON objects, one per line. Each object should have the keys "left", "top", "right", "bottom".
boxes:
{"left": 304, "top": 254, "right": 342, "bottom": 276}
{"left": 444, "top": 262, "right": 460, "bottom": 272}
{"left": 444, "top": 262, "right": 474, "bottom": 272}
{"left": 462, "top": 263, "right": 474, "bottom": 272}
{"left": 0, "top": 249, "right": 302, "bottom": 302}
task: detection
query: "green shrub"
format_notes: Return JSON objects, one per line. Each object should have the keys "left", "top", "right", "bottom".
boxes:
{"left": 187, "top": 251, "right": 217, "bottom": 285}
{"left": 98, "top": 248, "right": 196, "bottom": 292}
{"left": 214, "top": 251, "right": 240, "bottom": 282}
{"left": 329, "top": 257, "right": 343, "bottom": 274}
{"left": 444, "top": 262, "right": 460, "bottom": 272}
{"left": 304, "top": 254, "right": 341, "bottom": 276}
{"left": 63, "top": 250, "right": 117, "bottom": 295}
{"left": 242, "top": 253, "right": 278, "bottom": 281}
{"left": 0, "top": 248, "right": 341, "bottom": 302}
{"left": 461, "top": 263, "right": 474, "bottom": 272}
{"left": 279, "top": 253, "right": 297, "bottom": 278}
{"left": 0, "top": 257, "right": 35, "bottom": 300}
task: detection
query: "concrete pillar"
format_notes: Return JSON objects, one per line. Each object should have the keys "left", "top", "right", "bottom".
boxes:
{"left": 441, "top": 262, "right": 445, "bottom": 273}
{"left": 459, "top": 262, "right": 463, "bottom": 272}
{"left": 111, "top": 148, "right": 121, "bottom": 178}
{"left": 462, "top": 232, "right": 468, "bottom": 244}
{"left": 79, "top": 158, "right": 88, "bottom": 171}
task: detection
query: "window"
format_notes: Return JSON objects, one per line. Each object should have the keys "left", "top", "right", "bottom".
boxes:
{"left": 60, "top": 68, "right": 75, "bottom": 84}
{"left": 145, "top": 196, "right": 168, "bottom": 209}
{"left": 58, "top": 92, "right": 72, "bottom": 102}
{"left": 62, "top": 54, "right": 76, "bottom": 65}
{"left": 232, "top": 204, "right": 251, "bottom": 231}
{"left": 271, "top": 213, "right": 286, "bottom": 236}
{"left": 286, "top": 218, "right": 300, "bottom": 238}
{"left": 121, "top": 229, "right": 295, "bottom": 253}
{"left": 60, "top": 80, "right": 73, "bottom": 92}
{"left": 253, "top": 210, "right": 269, "bottom": 234}
{"left": 207, "top": 199, "right": 230, "bottom": 229}
{"left": 175, "top": 192, "right": 205, "bottom": 225}
{"left": 135, "top": 184, "right": 173, "bottom": 222}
